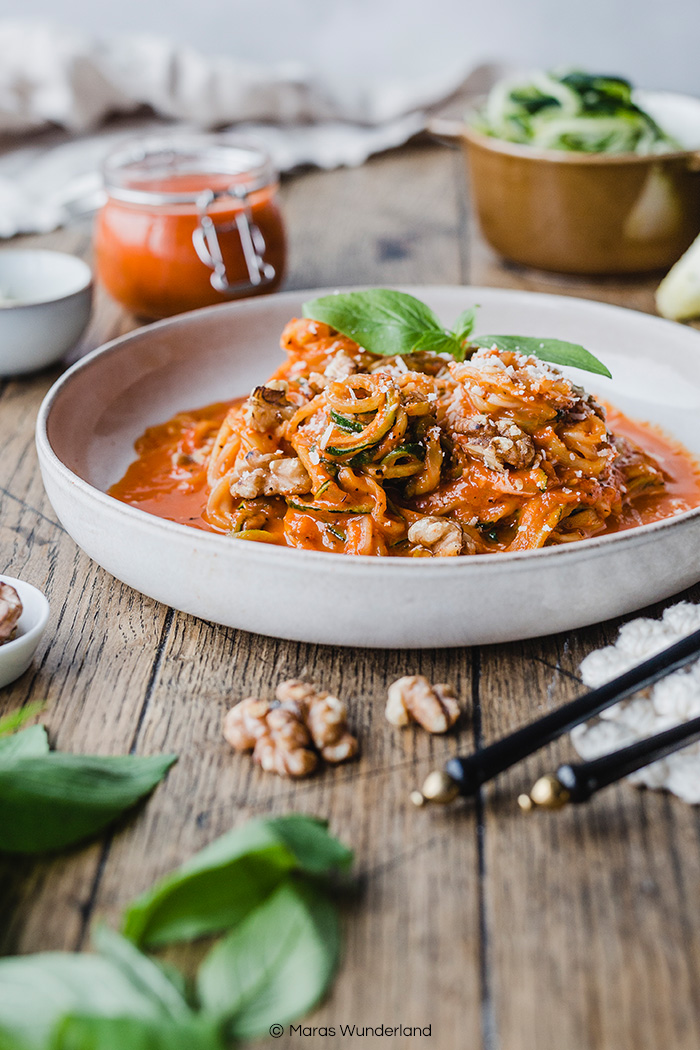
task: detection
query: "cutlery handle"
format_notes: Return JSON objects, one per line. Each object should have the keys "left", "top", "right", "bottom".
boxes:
{"left": 445, "top": 627, "right": 700, "bottom": 796}
{"left": 558, "top": 714, "right": 700, "bottom": 802}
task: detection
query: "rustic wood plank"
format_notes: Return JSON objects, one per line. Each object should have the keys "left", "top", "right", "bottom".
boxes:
{"left": 2, "top": 136, "right": 700, "bottom": 1050}
{"left": 282, "top": 142, "right": 466, "bottom": 291}
{"left": 91, "top": 620, "right": 482, "bottom": 1047}
{"left": 0, "top": 424, "right": 172, "bottom": 952}
{"left": 476, "top": 630, "right": 700, "bottom": 1050}
{"left": 464, "top": 157, "right": 700, "bottom": 1050}
{"left": 0, "top": 227, "right": 166, "bottom": 954}
{"left": 77, "top": 143, "right": 483, "bottom": 1050}
{"left": 0, "top": 143, "right": 484, "bottom": 1049}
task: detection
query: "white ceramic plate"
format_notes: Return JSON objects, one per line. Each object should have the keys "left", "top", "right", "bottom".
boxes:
{"left": 36, "top": 286, "right": 700, "bottom": 648}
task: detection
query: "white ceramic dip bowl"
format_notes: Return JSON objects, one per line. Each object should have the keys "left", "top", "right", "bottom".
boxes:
{"left": 35, "top": 286, "right": 700, "bottom": 649}
{"left": 0, "top": 250, "right": 92, "bottom": 375}
{"left": 0, "top": 575, "right": 50, "bottom": 688}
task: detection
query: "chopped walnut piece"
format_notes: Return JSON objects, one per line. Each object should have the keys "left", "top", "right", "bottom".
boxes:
{"left": 253, "top": 706, "right": 318, "bottom": 777}
{"left": 408, "top": 516, "right": 465, "bottom": 557}
{"left": 385, "top": 675, "right": 460, "bottom": 734}
{"left": 452, "top": 414, "right": 536, "bottom": 472}
{"left": 243, "top": 381, "right": 296, "bottom": 433}
{"left": 275, "top": 678, "right": 317, "bottom": 704}
{"left": 223, "top": 678, "right": 358, "bottom": 777}
{"left": 230, "top": 452, "right": 312, "bottom": 498}
{"left": 277, "top": 679, "right": 358, "bottom": 764}
{"left": 306, "top": 694, "right": 358, "bottom": 763}
{"left": 0, "top": 583, "right": 22, "bottom": 643}
{"left": 222, "top": 696, "right": 271, "bottom": 751}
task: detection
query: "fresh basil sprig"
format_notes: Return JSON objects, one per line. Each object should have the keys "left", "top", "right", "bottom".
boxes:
{"left": 303, "top": 289, "right": 612, "bottom": 377}
{"left": 0, "top": 703, "right": 45, "bottom": 739}
{"left": 0, "top": 723, "right": 176, "bottom": 854}
{"left": 469, "top": 334, "right": 612, "bottom": 376}
{"left": 196, "top": 880, "right": 340, "bottom": 1041}
{"left": 0, "top": 941, "right": 190, "bottom": 1050}
{"left": 0, "top": 815, "right": 352, "bottom": 1050}
{"left": 122, "top": 812, "right": 352, "bottom": 947}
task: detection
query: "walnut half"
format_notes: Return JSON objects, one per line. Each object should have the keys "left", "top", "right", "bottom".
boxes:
{"left": 230, "top": 451, "right": 312, "bottom": 498}
{"left": 223, "top": 679, "right": 358, "bottom": 777}
{"left": 276, "top": 679, "right": 358, "bottom": 763}
{"left": 407, "top": 516, "right": 466, "bottom": 557}
{"left": 385, "top": 675, "right": 461, "bottom": 734}
{"left": 0, "top": 583, "right": 22, "bottom": 643}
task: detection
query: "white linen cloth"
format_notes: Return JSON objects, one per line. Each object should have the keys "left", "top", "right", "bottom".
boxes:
{"left": 0, "top": 20, "right": 494, "bottom": 238}
{"left": 572, "top": 602, "right": 700, "bottom": 803}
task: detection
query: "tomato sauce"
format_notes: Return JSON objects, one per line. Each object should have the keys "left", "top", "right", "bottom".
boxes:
{"left": 604, "top": 405, "right": 700, "bottom": 530}
{"left": 109, "top": 401, "right": 235, "bottom": 532}
{"left": 95, "top": 171, "right": 286, "bottom": 319}
{"left": 109, "top": 399, "right": 700, "bottom": 543}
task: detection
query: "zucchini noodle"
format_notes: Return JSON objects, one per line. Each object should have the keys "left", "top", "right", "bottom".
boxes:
{"left": 198, "top": 317, "right": 672, "bottom": 557}
{"left": 472, "top": 70, "right": 680, "bottom": 155}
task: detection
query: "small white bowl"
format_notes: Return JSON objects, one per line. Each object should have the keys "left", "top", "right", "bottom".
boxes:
{"left": 0, "top": 575, "right": 50, "bottom": 688}
{"left": 0, "top": 250, "right": 92, "bottom": 375}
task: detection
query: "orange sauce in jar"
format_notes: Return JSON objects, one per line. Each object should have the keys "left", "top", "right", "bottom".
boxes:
{"left": 94, "top": 137, "right": 286, "bottom": 320}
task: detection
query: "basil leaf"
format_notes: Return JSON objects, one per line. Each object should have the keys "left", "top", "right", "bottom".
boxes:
{"left": 122, "top": 815, "right": 351, "bottom": 948}
{"left": 197, "top": 880, "right": 340, "bottom": 1040}
{"left": 0, "top": 725, "right": 49, "bottom": 760}
{"left": 0, "top": 1027, "right": 31, "bottom": 1050}
{"left": 91, "top": 927, "right": 190, "bottom": 1021}
{"left": 264, "top": 814, "right": 353, "bottom": 876}
{"left": 0, "top": 753, "right": 176, "bottom": 855}
{"left": 303, "top": 290, "right": 443, "bottom": 357}
{"left": 0, "top": 954, "right": 168, "bottom": 1050}
{"left": 0, "top": 703, "right": 45, "bottom": 739}
{"left": 411, "top": 330, "right": 463, "bottom": 359}
{"left": 470, "top": 335, "right": 612, "bottom": 377}
{"left": 453, "top": 306, "right": 478, "bottom": 342}
{"left": 50, "top": 1016, "right": 224, "bottom": 1050}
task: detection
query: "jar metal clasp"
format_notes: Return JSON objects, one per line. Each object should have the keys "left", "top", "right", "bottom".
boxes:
{"left": 192, "top": 185, "right": 276, "bottom": 296}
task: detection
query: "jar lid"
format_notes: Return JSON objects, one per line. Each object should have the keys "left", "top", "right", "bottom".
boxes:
{"left": 102, "top": 134, "right": 276, "bottom": 205}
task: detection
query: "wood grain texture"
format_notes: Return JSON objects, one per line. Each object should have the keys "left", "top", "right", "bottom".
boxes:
{"left": 1, "top": 140, "right": 699, "bottom": 1050}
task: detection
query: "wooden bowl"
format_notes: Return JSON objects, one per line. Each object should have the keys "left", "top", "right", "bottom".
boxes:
{"left": 435, "top": 91, "right": 700, "bottom": 275}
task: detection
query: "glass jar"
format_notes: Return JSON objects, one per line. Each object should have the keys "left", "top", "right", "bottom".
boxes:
{"left": 94, "top": 135, "right": 287, "bottom": 319}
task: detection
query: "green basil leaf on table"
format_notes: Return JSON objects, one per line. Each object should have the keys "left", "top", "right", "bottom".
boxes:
{"left": 0, "top": 724, "right": 49, "bottom": 760}
{"left": 91, "top": 927, "right": 191, "bottom": 1022}
{"left": 0, "top": 752, "right": 176, "bottom": 854}
{"left": 0, "top": 1027, "right": 32, "bottom": 1050}
{"left": 303, "top": 289, "right": 445, "bottom": 357}
{"left": 264, "top": 814, "right": 353, "bottom": 875}
{"left": 123, "top": 814, "right": 352, "bottom": 948}
{"left": 49, "top": 1016, "right": 225, "bottom": 1050}
{"left": 0, "top": 704, "right": 45, "bottom": 740}
{"left": 470, "top": 335, "right": 612, "bottom": 378}
{"left": 197, "top": 880, "right": 341, "bottom": 1040}
{"left": 0, "top": 954, "right": 171, "bottom": 1050}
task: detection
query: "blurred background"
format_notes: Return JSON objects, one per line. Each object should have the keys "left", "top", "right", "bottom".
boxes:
{"left": 1, "top": 0, "right": 698, "bottom": 95}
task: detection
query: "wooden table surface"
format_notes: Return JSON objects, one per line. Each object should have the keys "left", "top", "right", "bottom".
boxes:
{"left": 2, "top": 138, "right": 700, "bottom": 1050}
